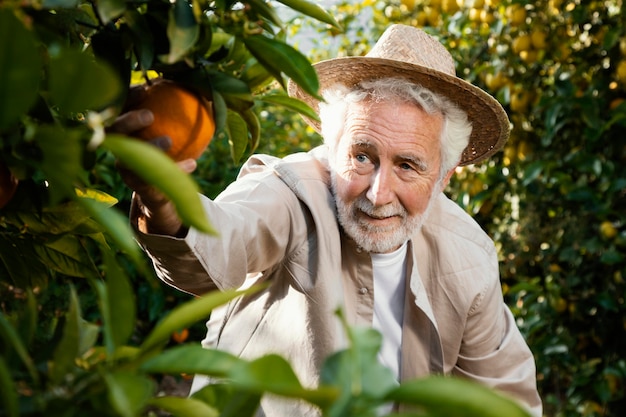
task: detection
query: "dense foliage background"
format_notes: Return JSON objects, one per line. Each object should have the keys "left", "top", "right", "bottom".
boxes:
{"left": 1, "top": 0, "right": 624, "bottom": 416}
{"left": 277, "top": 1, "right": 626, "bottom": 416}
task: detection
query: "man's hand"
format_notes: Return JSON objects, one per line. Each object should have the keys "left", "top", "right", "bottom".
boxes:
{"left": 109, "top": 109, "right": 197, "bottom": 237}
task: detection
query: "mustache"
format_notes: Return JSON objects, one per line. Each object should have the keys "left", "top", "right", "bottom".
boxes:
{"left": 353, "top": 197, "right": 406, "bottom": 219}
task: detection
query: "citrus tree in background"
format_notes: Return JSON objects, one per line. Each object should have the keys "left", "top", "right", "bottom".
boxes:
{"left": 0, "top": 0, "right": 536, "bottom": 416}
{"left": 277, "top": 0, "right": 625, "bottom": 416}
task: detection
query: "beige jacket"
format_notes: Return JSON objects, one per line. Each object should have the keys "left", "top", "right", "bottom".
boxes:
{"left": 133, "top": 146, "right": 542, "bottom": 416}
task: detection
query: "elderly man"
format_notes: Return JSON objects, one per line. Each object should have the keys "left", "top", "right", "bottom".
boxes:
{"left": 119, "top": 24, "right": 541, "bottom": 416}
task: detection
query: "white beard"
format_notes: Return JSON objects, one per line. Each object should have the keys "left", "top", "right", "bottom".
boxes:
{"left": 331, "top": 171, "right": 439, "bottom": 253}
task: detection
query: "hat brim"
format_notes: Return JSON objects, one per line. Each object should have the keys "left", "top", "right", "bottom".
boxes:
{"left": 288, "top": 57, "right": 510, "bottom": 166}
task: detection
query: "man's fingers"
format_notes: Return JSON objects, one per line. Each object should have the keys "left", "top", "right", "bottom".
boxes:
{"left": 108, "top": 109, "right": 154, "bottom": 134}
{"left": 177, "top": 158, "right": 197, "bottom": 174}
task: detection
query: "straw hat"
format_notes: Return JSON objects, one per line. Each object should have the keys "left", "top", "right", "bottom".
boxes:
{"left": 287, "top": 24, "right": 510, "bottom": 166}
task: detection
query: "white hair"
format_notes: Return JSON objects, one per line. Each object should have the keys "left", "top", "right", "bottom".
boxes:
{"left": 318, "top": 78, "right": 472, "bottom": 176}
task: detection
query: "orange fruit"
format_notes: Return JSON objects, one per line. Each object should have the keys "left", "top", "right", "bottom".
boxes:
{"left": 129, "top": 78, "right": 215, "bottom": 161}
{"left": 171, "top": 328, "right": 189, "bottom": 343}
{"left": 0, "top": 162, "right": 18, "bottom": 209}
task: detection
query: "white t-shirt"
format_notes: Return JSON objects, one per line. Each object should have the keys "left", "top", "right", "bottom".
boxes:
{"left": 371, "top": 242, "right": 408, "bottom": 380}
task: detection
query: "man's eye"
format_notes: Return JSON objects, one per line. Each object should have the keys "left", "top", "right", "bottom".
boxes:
{"left": 399, "top": 162, "right": 413, "bottom": 171}
{"left": 355, "top": 154, "right": 369, "bottom": 163}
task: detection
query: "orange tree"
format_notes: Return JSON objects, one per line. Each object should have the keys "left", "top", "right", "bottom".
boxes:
{"left": 284, "top": 0, "right": 626, "bottom": 416}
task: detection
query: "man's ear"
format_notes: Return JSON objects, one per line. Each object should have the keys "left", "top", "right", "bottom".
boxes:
{"left": 439, "top": 166, "right": 457, "bottom": 192}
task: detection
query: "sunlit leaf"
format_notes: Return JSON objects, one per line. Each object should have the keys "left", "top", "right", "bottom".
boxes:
{"left": 140, "top": 287, "right": 260, "bottom": 352}
{"left": 275, "top": 0, "right": 341, "bottom": 29}
{"left": 243, "top": 34, "right": 320, "bottom": 99}
{"left": 140, "top": 344, "right": 243, "bottom": 376}
{"left": 0, "top": 9, "right": 42, "bottom": 130}
{"left": 386, "top": 376, "right": 531, "bottom": 417}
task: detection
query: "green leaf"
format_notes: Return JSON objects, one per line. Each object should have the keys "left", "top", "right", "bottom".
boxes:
{"left": 229, "top": 354, "right": 302, "bottom": 395}
{"left": 240, "top": 108, "right": 261, "bottom": 153}
{"left": 241, "top": 60, "right": 273, "bottom": 92}
{"left": 0, "top": 237, "right": 48, "bottom": 288}
{"left": 34, "top": 124, "right": 83, "bottom": 202}
{"left": 75, "top": 194, "right": 146, "bottom": 270}
{"left": 103, "top": 250, "right": 136, "bottom": 349}
{"left": 148, "top": 396, "right": 219, "bottom": 417}
{"left": 77, "top": 318, "right": 101, "bottom": 356}
{"left": 124, "top": 10, "right": 156, "bottom": 72}
{"left": 258, "top": 93, "right": 319, "bottom": 121}
{"left": 140, "top": 287, "right": 260, "bottom": 352}
{"left": 105, "top": 371, "right": 156, "bottom": 417}
{"left": 275, "top": 0, "right": 341, "bottom": 29}
{"left": 209, "top": 71, "right": 253, "bottom": 102}
{"left": 50, "top": 286, "right": 81, "bottom": 384}
{"left": 192, "top": 383, "right": 262, "bottom": 417}
{"left": 245, "top": 0, "right": 283, "bottom": 28}
{"left": 166, "top": 0, "right": 200, "bottom": 63}
{"left": 48, "top": 48, "right": 122, "bottom": 114}
{"left": 95, "top": 0, "right": 126, "bottom": 25}
{"left": 230, "top": 354, "right": 338, "bottom": 406}
{"left": 386, "top": 376, "right": 531, "bottom": 417}
{"left": 225, "top": 109, "right": 249, "bottom": 164}
{"left": 102, "top": 134, "right": 216, "bottom": 235}
{"left": 42, "top": 0, "right": 78, "bottom": 7}
{"left": 140, "top": 344, "right": 243, "bottom": 377}
{"left": 34, "top": 235, "right": 100, "bottom": 279}
{"left": 11, "top": 197, "right": 95, "bottom": 236}
{"left": 0, "top": 9, "right": 42, "bottom": 131}
{"left": 243, "top": 34, "right": 321, "bottom": 99}
{"left": 0, "top": 357, "right": 18, "bottom": 417}
{"left": 0, "top": 314, "right": 39, "bottom": 385}
{"left": 211, "top": 90, "right": 228, "bottom": 132}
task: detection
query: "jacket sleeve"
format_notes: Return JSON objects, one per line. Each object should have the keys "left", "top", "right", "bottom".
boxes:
{"left": 452, "top": 271, "right": 543, "bottom": 417}
{"left": 131, "top": 164, "right": 311, "bottom": 296}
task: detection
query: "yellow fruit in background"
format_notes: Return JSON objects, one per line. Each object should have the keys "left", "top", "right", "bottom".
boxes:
{"left": 600, "top": 221, "right": 617, "bottom": 239}
{"left": 531, "top": 29, "right": 548, "bottom": 49}
{"left": 468, "top": 7, "right": 482, "bottom": 21}
{"left": 616, "top": 60, "right": 626, "bottom": 84}
{"left": 510, "top": 90, "right": 532, "bottom": 113}
{"left": 485, "top": 71, "right": 508, "bottom": 90}
{"left": 441, "top": 0, "right": 460, "bottom": 13}
{"left": 401, "top": 0, "right": 417, "bottom": 9}
{"left": 506, "top": 4, "right": 527, "bottom": 26}
{"left": 517, "top": 140, "right": 532, "bottom": 161}
{"left": 512, "top": 34, "right": 532, "bottom": 54}
{"left": 480, "top": 9, "right": 495, "bottom": 24}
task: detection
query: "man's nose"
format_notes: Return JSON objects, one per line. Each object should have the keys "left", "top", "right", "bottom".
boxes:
{"left": 366, "top": 167, "right": 395, "bottom": 206}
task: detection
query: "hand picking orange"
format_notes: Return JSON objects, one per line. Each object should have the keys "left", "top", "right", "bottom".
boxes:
{"left": 129, "top": 78, "right": 215, "bottom": 161}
